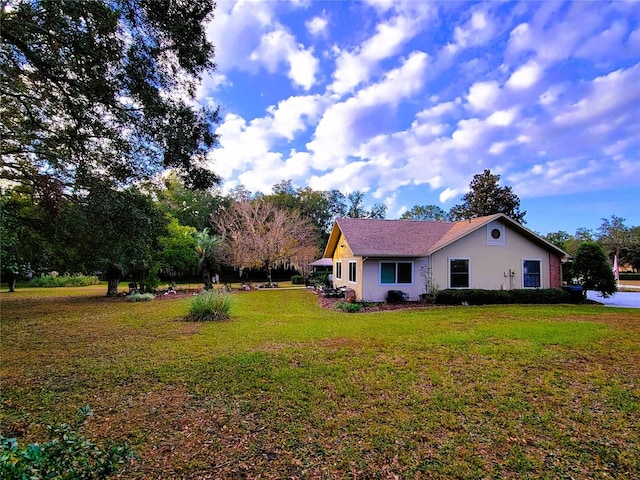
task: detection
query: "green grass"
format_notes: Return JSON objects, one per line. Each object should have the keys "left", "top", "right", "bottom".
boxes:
{"left": 1, "top": 287, "right": 639, "bottom": 478}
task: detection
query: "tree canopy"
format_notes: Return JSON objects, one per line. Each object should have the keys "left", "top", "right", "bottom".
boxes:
{"left": 596, "top": 216, "right": 639, "bottom": 269}
{"left": 212, "top": 200, "right": 318, "bottom": 285}
{"left": 573, "top": 241, "right": 617, "bottom": 297}
{"left": 1, "top": 0, "right": 220, "bottom": 190}
{"left": 449, "top": 169, "right": 526, "bottom": 223}
{"left": 400, "top": 205, "right": 450, "bottom": 221}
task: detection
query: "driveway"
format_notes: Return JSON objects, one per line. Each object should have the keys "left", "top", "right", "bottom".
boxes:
{"left": 587, "top": 288, "right": 640, "bottom": 308}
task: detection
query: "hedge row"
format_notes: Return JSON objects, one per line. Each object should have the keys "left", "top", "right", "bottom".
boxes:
{"left": 435, "top": 288, "right": 573, "bottom": 305}
{"left": 620, "top": 273, "right": 640, "bottom": 281}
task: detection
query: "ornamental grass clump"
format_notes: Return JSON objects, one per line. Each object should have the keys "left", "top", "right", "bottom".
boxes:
{"left": 127, "top": 292, "right": 155, "bottom": 302}
{"left": 186, "top": 290, "right": 232, "bottom": 321}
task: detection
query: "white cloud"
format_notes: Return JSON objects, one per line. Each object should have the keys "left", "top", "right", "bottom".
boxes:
{"left": 506, "top": 60, "right": 542, "bottom": 90}
{"left": 250, "top": 27, "right": 319, "bottom": 90}
{"left": 466, "top": 81, "right": 501, "bottom": 112}
{"left": 329, "top": 10, "right": 430, "bottom": 95}
{"left": 453, "top": 10, "right": 494, "bottom": 48}
{"left": 507, "top": 23, "right": 532, "bottom": 53}
{"left": 487, "top": 108, "right": 518, "bottom": 127}
{"left": 415, "top": 100, "right": 459, "bottom": 120}
{"left": 358, "top": 51, "right": 428, "bottom": 104}
{"left": 205, "top": 0, "right": 276, "bottom": 71}
{"left": 308, "top": 51, "right": 428, "bottom": 165}
{"left": 267, "top": 95, "right": 323, "bottom": 139}
{"left": 207, "top": 94, "right": 325, "bottom": 184}
{"left": 554, "top": 63, "right": 640, "bottom": 126}
{"left": 451, "top": 118, "right": 488, "bottom": 149}
{"left": 439, "top": 187, "right": 459, "bottom": 203}
{"left": 575, "top": 20, "right": 628, "bottom": 60}
{"left": 329, "top": 51, "right": 370, "bottom": 96}
{"left": 306, "top": 15, "right": 328, "bottom": 36}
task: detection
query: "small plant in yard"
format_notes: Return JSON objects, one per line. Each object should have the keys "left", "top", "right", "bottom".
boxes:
{"left": 127, "top": 292, "right": 155, "bottom": 302}
{"left": 0, "top": 406, "right": 132, "bottom": 479}
{"left": 420, "top": 265, "right": 440, "bottom": 303}
{"left": 335, "top": 301, "right": 363, "bottom": 313}
{"left": 185, "top": 290, "right": 232, "bottom": 321}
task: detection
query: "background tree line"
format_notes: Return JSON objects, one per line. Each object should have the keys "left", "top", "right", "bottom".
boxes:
{"left": 3, "top": 169, "right": 638, "bottom": 295}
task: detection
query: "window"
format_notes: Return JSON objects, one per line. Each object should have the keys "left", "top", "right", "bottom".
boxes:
{"left": 348, "top": 261, "right": 357, "bottom": 283}
{"left": 523, "top": 259, "right": 541, "bottom": 288}
{"left": 335, "top": 261, "right": 342, "bottom": 279}
{"left": 487, "top": 221, "right": 505, "bottom": 246}
{"left": 450, "top": 258, "right": 470, "bottom": 288}
{"left": 380, "top": 262, "right": 413, "bottom": 284}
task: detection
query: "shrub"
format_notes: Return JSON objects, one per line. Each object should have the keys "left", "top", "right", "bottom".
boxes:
{"left": 573, "top": 241, "right": 617, "bottom": 297}
{"left": 335, "top": 301, "right": 363, "bottom": 313}
{"left": 185, "top": 290, "right": 232, "bottom": 321}
{"left": 127, "top": 292, "right": 155, "bottom": 302}
{"left": 0, "top": 407, "right": 132, "bottom": 479}
{"left": 435, "top": 289, "right": 571, "bottom": 305}
{"left": 312, "top": 272, "right": 329, "bottom": 286}
{"left": 28, "top": 274, "right": 100, "bottom": 288}
{"left": 291, "top": 275, "right": 304, "bottom": 285}
{"left": 620, "top": 273, "right": 640, "bottom": 281}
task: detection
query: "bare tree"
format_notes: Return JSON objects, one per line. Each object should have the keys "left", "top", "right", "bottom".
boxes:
{"left": 212, "top": 200, "right": 317, "bottom": 285}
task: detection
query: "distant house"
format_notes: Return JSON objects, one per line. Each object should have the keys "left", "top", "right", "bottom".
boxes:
{"left": 323, "top": 214, "right": 569, "bottom": 302}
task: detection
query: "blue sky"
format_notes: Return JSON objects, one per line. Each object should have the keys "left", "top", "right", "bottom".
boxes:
{"left": 198, "top": 0, "right": 640, "bottom": 236}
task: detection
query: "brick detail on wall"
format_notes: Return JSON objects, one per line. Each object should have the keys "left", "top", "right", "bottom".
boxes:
{"left": 549, "top": 253, "right": 562, "bottom": 289}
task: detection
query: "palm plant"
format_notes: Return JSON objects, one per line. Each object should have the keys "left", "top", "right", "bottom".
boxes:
{"left": 194, "top": 228, "right": 222, "bottom": 290}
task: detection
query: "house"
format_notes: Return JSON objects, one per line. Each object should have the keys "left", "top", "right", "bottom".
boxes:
{"left": 322, "top": 213, "right": 569, "bottom": 302}
{"left": 308, "top": 257, "right": 333, "bottom": 276}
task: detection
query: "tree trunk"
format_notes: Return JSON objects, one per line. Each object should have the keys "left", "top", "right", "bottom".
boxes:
{"left": 267, "top": 264, "right": 272, "bottom": 286}
{"left": 8, "top": 276, "right": 17, "bottom": 292}
{"left": 107, "top": 278, "right": 120, "bottom": 297}
{"left": 202, "top": 267, "right": 213, "bottom": 290}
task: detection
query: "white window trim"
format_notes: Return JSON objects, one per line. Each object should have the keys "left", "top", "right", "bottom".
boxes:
{"left": 335, "top": 261, "right": 342, "bottom": 280}
{"left": 449, "top": 257, "right": 471, "bottom": 289}
{"left": 522, "top": 258, "right": 542, "bottom": 289}
{"left": 348, "top": 260, "right": 357, "bottom": 284}
{"left": 379, "top": 261, "right": 414, "bottom": 286}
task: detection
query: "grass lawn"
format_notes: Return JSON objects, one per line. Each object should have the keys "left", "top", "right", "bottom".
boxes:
{"left": 1, "top": 286, "right": 639, "bottom": 479}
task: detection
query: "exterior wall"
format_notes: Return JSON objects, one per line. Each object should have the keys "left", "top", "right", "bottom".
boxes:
{"left": 361, "top": 257, "right": 429, "bottom": 302}
{"left": 431, "top": 222, "right": 555, "bottom": 290}
{"left": 331, "top": 233, "right": 364, "bottom": 300}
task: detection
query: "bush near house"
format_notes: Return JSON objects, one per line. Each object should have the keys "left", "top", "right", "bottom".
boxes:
{"left": 620, "top": 273, "right": 640, "bottom": 281}
{"left": 436, "top": 288, "right": 571, "bottom": 305}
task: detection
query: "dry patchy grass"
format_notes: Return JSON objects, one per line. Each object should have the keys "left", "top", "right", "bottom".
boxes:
{"left": 1, "top": 287, "right": 639, "bottom": 479}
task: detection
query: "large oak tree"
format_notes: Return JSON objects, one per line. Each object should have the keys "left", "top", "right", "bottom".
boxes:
{"left": 449, "top": 169, "right": 526, "bottom": 224}
{"left": 1, "top": 0, "right": 220, "bottom": 190}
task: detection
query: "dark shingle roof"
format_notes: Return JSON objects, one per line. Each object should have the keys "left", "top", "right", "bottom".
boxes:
{"left": 325, "top": 214, "right": 567, "bottom": 259}
{"left": 334, "top": 217, "right": 457, "bottom": 257}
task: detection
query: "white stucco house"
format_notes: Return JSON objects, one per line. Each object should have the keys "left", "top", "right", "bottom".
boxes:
{"left": 322, "top": 213, "right": 570, "bottom": 302}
